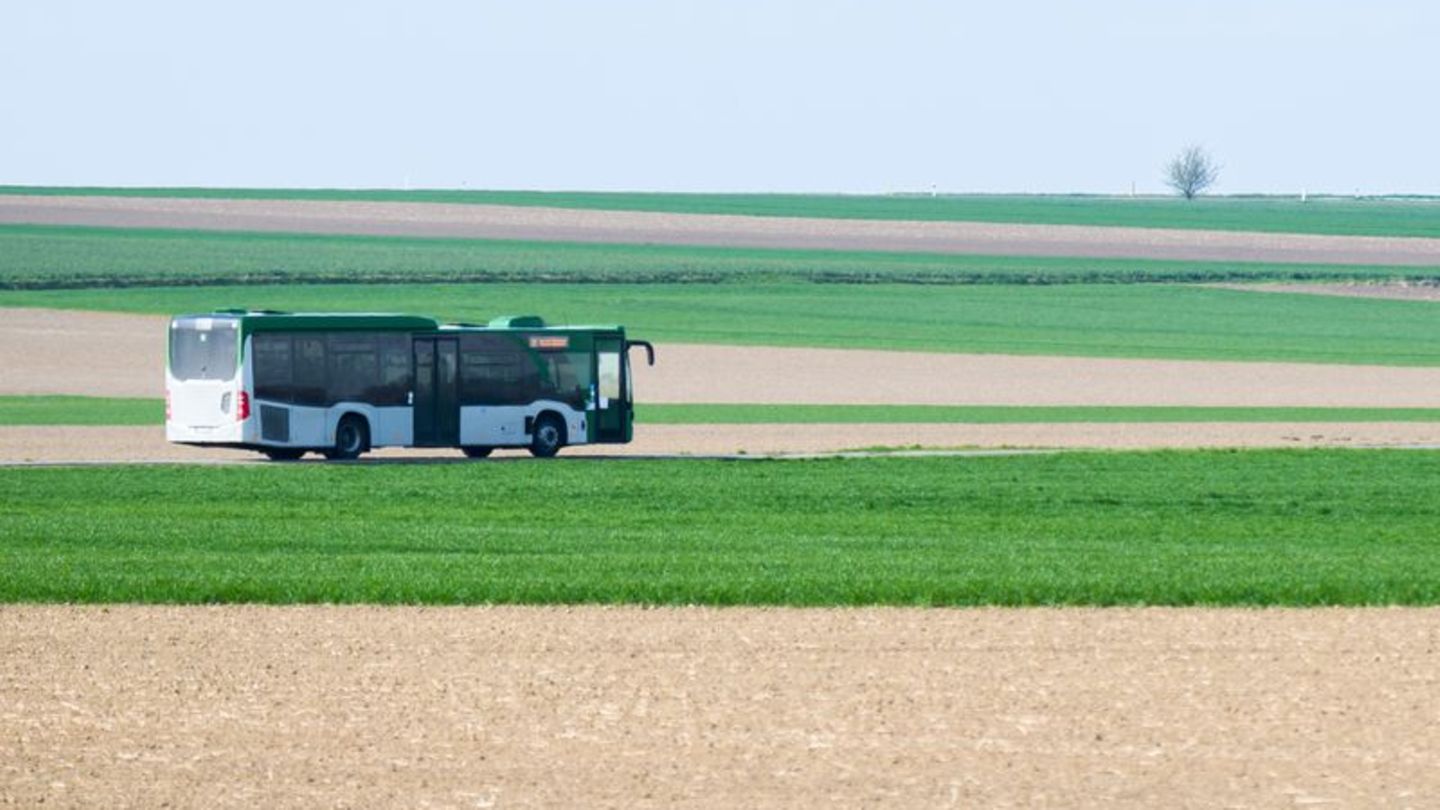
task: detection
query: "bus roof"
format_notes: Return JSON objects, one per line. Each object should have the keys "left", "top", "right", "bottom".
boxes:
{"left": 178, "top": 310, "right": 621, "bottom": 334}
{"left": 437, "top": 323, "right": 623, "bottom": 334}
{"left": 178, "top": 311, "right": 440, "bottom": 332}
{"left": 439, "top": 314, "right": 620, "bottom": 332}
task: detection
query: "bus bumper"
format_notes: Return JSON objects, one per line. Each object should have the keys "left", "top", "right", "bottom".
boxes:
{"left": 166, "top": 420, "right": 249, "bottom": 445}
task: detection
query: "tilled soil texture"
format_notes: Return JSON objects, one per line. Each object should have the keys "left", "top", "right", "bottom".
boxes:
{"left": 3, "top": 606, "right": 1437, "bottom": 809}
{"left": 7, "top": 308, "right": 1440, "bottom": 407}
{"left": 1215, "top": 281, "right": 1440, "bottom": 302}
{"left": 3, "top": 422, "right": 1438, "bottom": 465}
{"left": 0, "top": 309, "right": 165, "bottom": 397}
{"left": 4, "top": 194, "right": 1440, "bottom": 266}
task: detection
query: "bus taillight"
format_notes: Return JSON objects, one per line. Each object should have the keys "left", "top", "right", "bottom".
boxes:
{"left": 236, "top": 391, "right": 250, "bottom": 422}
{"left": 165, "top": 390, "right": 172, "bottom": 421}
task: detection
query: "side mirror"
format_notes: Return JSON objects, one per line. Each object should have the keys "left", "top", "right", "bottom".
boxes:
{"left": 626, "top": 340, "right": 656, "bottom": 366}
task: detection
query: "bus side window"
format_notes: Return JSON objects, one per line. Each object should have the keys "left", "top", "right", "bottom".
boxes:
{"left": 376, "top": 335, "right": 411, "bottom": 406}
{"left": 545, "top": 354, "right": 588, "bottom": 410}
{"left": 293, "top": 337, "right": 327, "bottom": 406}
{"left": 461, "top": 334, "right": 534, "bottom": 406}
{"left": 253, "top": 333, "right": 293, "bottom": 404}
{"left": 328, "top": 333, "right": 380, "bottom": 404}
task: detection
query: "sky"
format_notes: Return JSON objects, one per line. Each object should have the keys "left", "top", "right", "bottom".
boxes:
{"left": 1, "top": 1, "right": 1435, "bottom": 194}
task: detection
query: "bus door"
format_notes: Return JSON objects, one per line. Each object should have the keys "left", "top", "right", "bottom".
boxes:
{"left": 594, "top": 336, "right": 629, "bottom": 443}
{"left": 413, "top": 337, "right": 459, "bottom": 446}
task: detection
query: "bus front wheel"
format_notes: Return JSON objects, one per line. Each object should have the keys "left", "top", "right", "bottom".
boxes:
{"left": 529, "top": 414, "right": 566, "bottom": 458}
{"left": 462, "top": 446, "right": 493, "bottom": 459}
{"left": 325, "top": 415, "right": 369, "bottom": 461}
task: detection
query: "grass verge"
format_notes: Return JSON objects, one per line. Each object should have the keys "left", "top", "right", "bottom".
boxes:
{"left": 1, "top": 451, "right": 1437, "bottom": 605}
{"left": 7, "top": 397, "right": 1440, "bottom": 427}
{"left": 0, "top": 396, "right": 159, "bottom": 426}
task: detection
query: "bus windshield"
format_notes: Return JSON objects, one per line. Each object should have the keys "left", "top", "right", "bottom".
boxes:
{"left": 170, "top": 317, "right": 239, "bottom": 381}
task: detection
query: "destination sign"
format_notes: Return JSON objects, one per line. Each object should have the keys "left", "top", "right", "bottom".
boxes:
{"left": 528, "top": 335, "right": 570, "bottom": 350}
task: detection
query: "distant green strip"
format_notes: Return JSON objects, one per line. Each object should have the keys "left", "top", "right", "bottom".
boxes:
{"left": 642, "top": 404, "right": 1440, "bottom": 424}
{"left": 5, "top": 187, "right": 1440, "bottom": 238}
{"left": 6, "top": 397, "right": 1439, "bottom": 427}
{"left": 2, "top": 223, "right": 1436, "bottom": 290}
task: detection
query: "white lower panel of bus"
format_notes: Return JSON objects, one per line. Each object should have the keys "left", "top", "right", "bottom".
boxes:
{"left": 459, "top": 403, "right": 587, "bottom": 448}
{"left": 169, "top": 399, "right": 589, "bottom": 450}
{"left": 168, "top": 401, "right": 412, "bottom": 448}
{"left": 253, "top": 402, "right": 411, "bottom": 448}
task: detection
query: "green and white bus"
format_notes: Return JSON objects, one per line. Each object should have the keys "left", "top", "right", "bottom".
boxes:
{"left": 166, "top": 310, "right": 655, "bottom": 460}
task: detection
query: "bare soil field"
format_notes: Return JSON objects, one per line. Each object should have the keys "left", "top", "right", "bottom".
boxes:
{"left": 645, "top": 345, "right": 1440, "bottom": 408}
{"left": 3, "top": 605, "right": 1436, "bottom": 809}
{"left": 0, "top": 309, "right": 166, "bottom": 397}
{"left": 4, "top": 194, "right": 1440, "bottom": 265}
{"left": 1216, "top": 281, "right": 1440, "bottom": 302}
{"left": 7, "top": 308, "right": 1440, "bottom": 407}
{"left": 2, "top": 421, "right": 1436, "bottom": 466}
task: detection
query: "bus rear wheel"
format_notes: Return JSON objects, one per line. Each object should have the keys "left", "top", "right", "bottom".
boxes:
{"left": 529, "top": 414, "right": 566, "bottom": 458}
{"left": 462, "top": 446, "right": 493, "bottom": 459}
{"left": 262, "top": 448, "right": 306, "bottom": 461}
{"left": 325, "top": 415, "right": 369, "bottom": 461}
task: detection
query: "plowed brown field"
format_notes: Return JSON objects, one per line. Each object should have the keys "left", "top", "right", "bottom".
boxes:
{"left": 3, "top": 606, "right": 1437, "bottom": 809}
{"left": 1214, "top": 281, "right": 1440, "bottom": 302}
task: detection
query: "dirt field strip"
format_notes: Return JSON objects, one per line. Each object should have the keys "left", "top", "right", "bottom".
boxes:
{"left": 3, "top": 422, "right": 1439, "bottom": 465}
{"left": 7, "top": 308, "right": 1440, "bottom": 408}
{"left": 1214, "top": 281, "right": 1440, "bottom": 302}
{"left": 644, "top": 345, "right": 1440, "bottom": 408}
{"left": 4, "top": 194, "right": 1440, "bottom": 266}
{"left": 2, "top": 605, "right": 1436, "bottom": 809}
{"left": 0, "top": 309, "right": 166, "bottom": 397}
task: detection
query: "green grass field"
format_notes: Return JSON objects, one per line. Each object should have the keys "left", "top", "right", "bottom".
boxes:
{"left": 0, "top": 396, "right": 159, "bottom": 426}
{"left": 3, "top": 224, "right": 1434, "bottom": 289}
{"left": 2, "top": 451, "right": 1437, "bottom": 605}
{"left": 7, "top": 396, "right": 1440, "bottom": 427}
{"left": 5, "top": 187, "right": 1440, "bottom": 238}
{"left": 4, "top": 280, "right": 1437, "bottom": 365}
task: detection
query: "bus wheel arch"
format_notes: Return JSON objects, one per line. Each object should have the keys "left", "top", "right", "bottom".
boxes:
{"left": 326, "top": 413, "right": 370, "bottom": 461}
{"left": 529, "top": 411, "right": 567, "bottom": 458}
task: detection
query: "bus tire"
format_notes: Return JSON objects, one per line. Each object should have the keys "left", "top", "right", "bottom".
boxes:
{"left": 462, "top": 446, "right": 493, "bottom": 459}
{"left": 325, "top": 415, "right": 369, "bottom": 461}
{"left": 262, "top": 448, "right": 306, "bottom": 461}
{"left": 529, "top": 413, "right": 566, "bottom": 458}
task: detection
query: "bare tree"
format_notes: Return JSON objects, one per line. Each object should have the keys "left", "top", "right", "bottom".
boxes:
{"left": 1164, "top": 146, "right": 1220, "bottom": 199}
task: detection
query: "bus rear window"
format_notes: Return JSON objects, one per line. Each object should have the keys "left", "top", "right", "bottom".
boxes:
{"left": 170, "top": 318, "right": 239, "bottom": 381}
